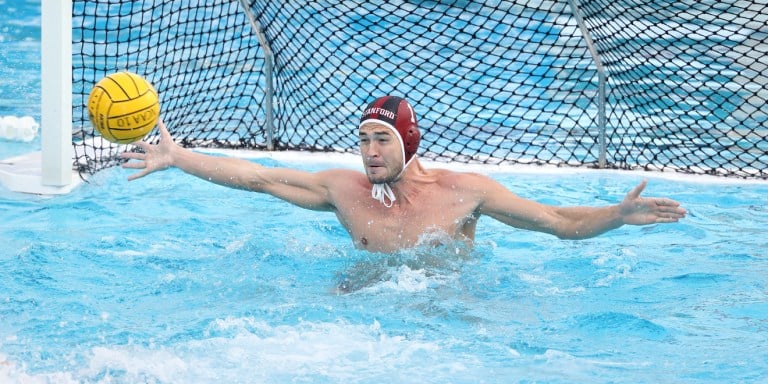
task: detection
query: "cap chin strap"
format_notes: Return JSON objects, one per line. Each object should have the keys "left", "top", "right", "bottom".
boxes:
{"left": 370, "top": 155, "right": 416, "bottom": 208}
{"left": 371, "top": 183, "right": 396, "bottom": 208}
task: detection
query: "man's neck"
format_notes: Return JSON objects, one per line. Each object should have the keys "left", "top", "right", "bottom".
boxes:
{"left": 373, "top": 158, "right": 430, "bottom": 207}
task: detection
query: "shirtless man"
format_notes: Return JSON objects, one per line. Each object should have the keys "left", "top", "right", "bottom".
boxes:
{"left": 122, "top": 96, "right": 686, "bottom": 253}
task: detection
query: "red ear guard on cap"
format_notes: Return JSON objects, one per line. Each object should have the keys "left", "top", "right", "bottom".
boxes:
{"left": 359, "top": 96, "right": 421, "bottom": 164}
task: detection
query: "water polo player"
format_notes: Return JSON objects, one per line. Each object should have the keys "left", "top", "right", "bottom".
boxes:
{"left": 121, "top": 96, "right": 686, "bottom": 253}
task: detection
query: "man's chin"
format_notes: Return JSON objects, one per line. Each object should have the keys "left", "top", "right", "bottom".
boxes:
{"left": 367, "top": 176, "right": 389, "bottom": 185}
{"left": 366, "top": 173, "right": 394, "bottom": 185}
{"left": 365, "top": 166, "right": 403, "bottom": 184}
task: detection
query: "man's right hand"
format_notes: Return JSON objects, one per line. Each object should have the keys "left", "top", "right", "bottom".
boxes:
{"left": 121, "top": 118, "right": 177, "bottom": 181}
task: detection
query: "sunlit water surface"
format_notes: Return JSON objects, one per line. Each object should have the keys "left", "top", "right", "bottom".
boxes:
{"left": 1, "top": 159, "right": 766, "bottom": 383}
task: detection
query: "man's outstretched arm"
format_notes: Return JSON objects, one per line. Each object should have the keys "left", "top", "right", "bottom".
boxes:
{"left": 476, "top": 176, "right": 687, "bottom": 239}
{"left": 121, "top": 119, "right": 337, "bottom": 211}
{"left": 121, "top": 119, "right": 244, "bottom": 185}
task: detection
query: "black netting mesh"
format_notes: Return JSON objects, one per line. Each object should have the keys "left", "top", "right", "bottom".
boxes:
{"left": 72, "top": 0, "right": 768, "bottom": 179}
{"left": 72, "top": 0, "right": 267, "bottom": 172}
{"left": 578, "top": 0, "right": 768, "bottom": 177}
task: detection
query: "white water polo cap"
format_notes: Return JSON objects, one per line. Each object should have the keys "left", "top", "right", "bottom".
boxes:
{"left": 359, "top": 96, "right": 421, "bottom": 207}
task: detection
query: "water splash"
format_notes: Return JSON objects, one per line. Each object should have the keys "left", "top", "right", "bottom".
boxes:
{"left": 0, "top": 115, "right": 38, "bottom": 142}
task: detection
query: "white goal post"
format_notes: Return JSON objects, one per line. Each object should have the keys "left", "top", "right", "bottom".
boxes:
{"left": 0, "top": 0, "right": 81, "bottom": 195}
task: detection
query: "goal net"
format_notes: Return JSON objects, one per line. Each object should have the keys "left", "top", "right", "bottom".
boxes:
{"left": 71, "top": 0, "right": 768, "bottom": 179}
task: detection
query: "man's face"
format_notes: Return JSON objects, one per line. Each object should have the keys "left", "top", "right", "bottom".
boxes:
{"left": 359, "top": 122, "right": 404, "bottom": 184}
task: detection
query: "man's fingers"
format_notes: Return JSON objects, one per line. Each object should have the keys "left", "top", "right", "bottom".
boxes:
{"left": 653, "top": 198, "right": 687, "bottom": 218}
{"left": 135, "top": 139, "right": 153, "bottom": 151}
{"left": 628, "top": 180, "right": 648, "bottom": 199}
{"left": 121, "top": 160, "right": 145, "bottom": 169}
{"left": 655, "top": 198, "right": 684, "bottom": 209}
{"left": 654, "top": 198, "right": 678, "bottom": 207}
{"left": 120, "top": 151, "right": 144, "bottom": 160}
{"left": 126, "top": 170, "right": 149, "bottom": 182}
{"left": 119, "top": 117, "right": 171, "bottom": 182}
{"left": 158, "top": 118, "right": 172, "bottom": 140}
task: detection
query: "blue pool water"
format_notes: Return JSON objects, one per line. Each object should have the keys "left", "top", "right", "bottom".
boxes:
{"left": 2, "top": 1, "right": 768, "bottom": 383}
{"left": 2, "top": 157, "right": 768, "bottom": 383}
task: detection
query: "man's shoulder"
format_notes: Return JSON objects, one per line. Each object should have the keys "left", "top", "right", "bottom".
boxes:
{"left": 417, "top": 168, "right": 495, "bottom": 194}
{"left": 428, "top": 167, "right": 491, "bottom": 182}
{"left": 318, "top": 168, "right": 368, "bottom": 185}
{"left": 318, "top": 168, "right": 364, "bottom": 177}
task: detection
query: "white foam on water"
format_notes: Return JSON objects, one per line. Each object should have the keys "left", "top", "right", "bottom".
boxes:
{"left": 0, "top": 355, "right": 78, "bottom": 384}
{"left": 534, "top": 286, "right": 587, "bottom": 296}
{"left": 1, "top": 318, "right": 471, "bottom": 383}
{"left": 517, "top": 271, "right": 552, "bottom": 284}
{"left": 525, "top": 349, "right": 653, "bottom": 381}
{"left": 362, "top": 265, "right": 439, "bottom": 293}
{"left": 591, "top": 248, "right": 637, "bottom": 287}
{"left": 0, "top": 115, "right": 38, "bottom": 142}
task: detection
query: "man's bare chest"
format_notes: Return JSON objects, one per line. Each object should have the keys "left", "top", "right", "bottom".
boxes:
{"left": 335, "top": 197, "right": 476, "bottom": 251}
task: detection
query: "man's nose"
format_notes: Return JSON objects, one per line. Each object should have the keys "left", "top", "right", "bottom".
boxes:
{"left": 363, "top": 143, "right": 380, "bottom": 158}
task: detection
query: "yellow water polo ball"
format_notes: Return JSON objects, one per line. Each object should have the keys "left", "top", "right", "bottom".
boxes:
{"left": 87, "top": 71, "right": 160, "bottom": 144}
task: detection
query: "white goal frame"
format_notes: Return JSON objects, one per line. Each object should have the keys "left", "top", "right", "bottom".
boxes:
{"left": 0, "top": 0, "right": 81, "bottom": 195}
